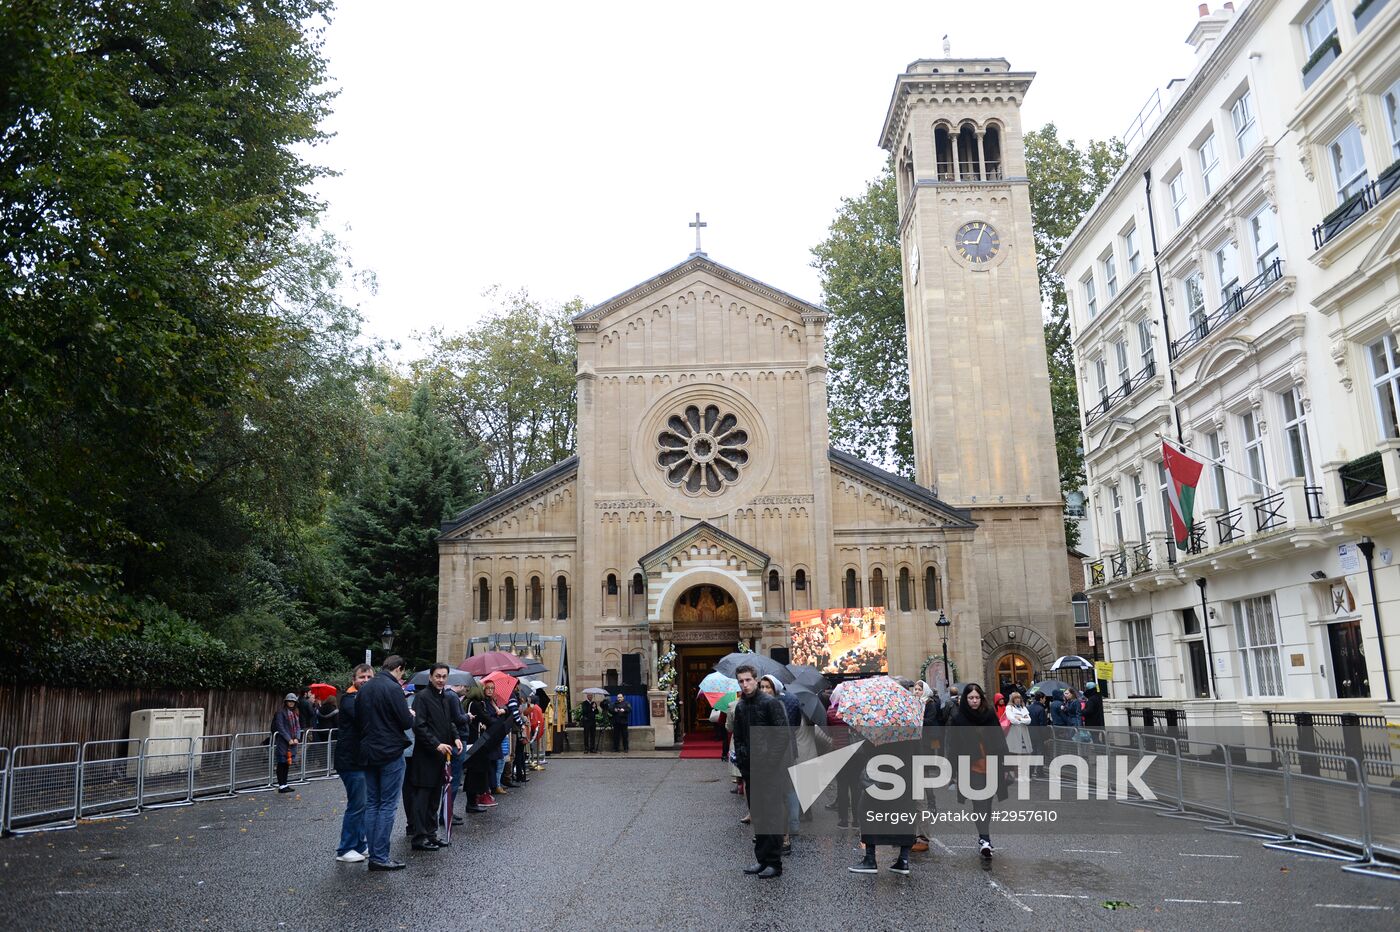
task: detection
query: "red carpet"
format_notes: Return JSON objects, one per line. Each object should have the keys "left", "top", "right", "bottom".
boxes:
{"left": 678, "top": 732, "right": 724, "bottom": 760}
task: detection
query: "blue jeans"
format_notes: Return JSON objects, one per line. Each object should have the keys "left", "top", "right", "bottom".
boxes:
{"left": 492, "top": 757, "right": 506, "bottom": 788}
{"left": 337, "top": 769, "right": 367, "bottom": 856}
{"left": 785, "top": 786, "right": 801, "bottom": 834}
{"left": 363, "top": 756, "right": 405, "bottom": 865}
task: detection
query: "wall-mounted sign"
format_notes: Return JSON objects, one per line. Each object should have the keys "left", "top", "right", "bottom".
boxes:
{"left": 1338, "top": 543, "right": 1362, "bottom": 574}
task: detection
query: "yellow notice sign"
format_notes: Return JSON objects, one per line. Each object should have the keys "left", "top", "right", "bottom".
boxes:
{"left": 1094, "top": 661, "right": 1114, "bottom": 682}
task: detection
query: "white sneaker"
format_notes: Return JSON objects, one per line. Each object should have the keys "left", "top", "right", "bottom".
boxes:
{"left": 978, "top": 838, "right": 994, "bottom": 859}
{"left": 336, "top": 850, "right": 366, "bottom": 863}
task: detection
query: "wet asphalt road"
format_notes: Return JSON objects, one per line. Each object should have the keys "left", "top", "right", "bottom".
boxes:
{"left": 0, "top": 756, "right": 1395, "bottom": 931}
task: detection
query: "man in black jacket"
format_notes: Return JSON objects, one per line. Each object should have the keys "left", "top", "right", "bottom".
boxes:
{"left": 732, "top": 663, "right": 791, "bottom": 879}
{"left": 406, "top": 664, "right": 462, "bottom": 852}
{"left": 333, "top": 663, "right": 374, "bottom": 862}
{"left": 610, "top": 694, "right": 631, "bottom": 752}
{"left": 580, "top": 697, "right": 599, "bottom": 753}
{"left": 356, "top": 655, "right": 414, "bottom": 871}
{"left": 1081, "top": 680, "right": 1105, "bottom": 728}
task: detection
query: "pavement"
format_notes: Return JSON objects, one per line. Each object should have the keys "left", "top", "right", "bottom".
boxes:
{"left": 0, "top": 757, "right": 1395, "bottom": 931}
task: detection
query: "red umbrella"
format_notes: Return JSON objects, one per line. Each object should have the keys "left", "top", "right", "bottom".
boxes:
{"left": 308, "top": 683, "right": 337, "bottom": 701}
{"left": 481, "top": 670, "right": 519, "bottom": 704}
{"left": 459, "top": 651, "right": 529, "bottom": 676}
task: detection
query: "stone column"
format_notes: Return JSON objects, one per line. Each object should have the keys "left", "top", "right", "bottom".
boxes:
{"left": 975, "top": 131, "right": 986, "bottom": 181}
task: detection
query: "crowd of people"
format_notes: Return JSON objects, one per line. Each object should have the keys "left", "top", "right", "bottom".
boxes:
{"left": 725, "top": 666, "right": 1107, "bottom": 879}
{"left": 575, "top": 694, "right": 633, "bottom": 752}
{"left": 273, "top": 656, "right": 551, "bottom": 872}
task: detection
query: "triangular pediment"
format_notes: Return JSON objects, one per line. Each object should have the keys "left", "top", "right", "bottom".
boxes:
{"left": 572, "top": 255, "right": 826, "bottom": 333}
{"left": 637, "top": 520, "right": 770, "bottom": 575}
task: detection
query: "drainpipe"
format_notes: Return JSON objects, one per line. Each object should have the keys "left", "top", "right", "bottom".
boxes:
{"left": 1195, "top": 577, "right": 1219, "bottom": 700}
{"left": 1355, "top": 538, "right": 1394, "bottom": 703}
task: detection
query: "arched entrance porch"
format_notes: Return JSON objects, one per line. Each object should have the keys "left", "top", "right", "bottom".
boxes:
{"left": 659, "top": 581, "right": 745, "bottom": 736}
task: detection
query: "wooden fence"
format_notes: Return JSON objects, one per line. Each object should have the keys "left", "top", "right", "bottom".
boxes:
{"left": 0, "top": 685, "right": 286, "bottom": 750}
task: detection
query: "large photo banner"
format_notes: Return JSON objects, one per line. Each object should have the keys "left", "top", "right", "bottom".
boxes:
{"left": 787, "top": 607, "right": 887, "bottom": 675}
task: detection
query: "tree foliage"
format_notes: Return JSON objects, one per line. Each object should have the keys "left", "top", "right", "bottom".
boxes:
{"left": 810, "top": 167, "right": 912, "bottom": 475}
{"left": 415, "top": 291, "right": 579, "bottom": 493}
{"left": 811, "top": 128, "right": 1127, "bottom": 542}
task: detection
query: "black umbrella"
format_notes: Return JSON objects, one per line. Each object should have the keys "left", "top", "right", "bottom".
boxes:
{"left": 786, "top": 683, "right": 826, "bottom": 724}
{"left": 509, "top": 661, "right": 550, "bottom": 678}
{"left": 409, "top": 669, "right": 477, "bottom": 688}
{"left": 786, "top": 663, "right": 830, "bottom": 692}
{"left": 713, "top": 652, "right": 794, "bottom": 684}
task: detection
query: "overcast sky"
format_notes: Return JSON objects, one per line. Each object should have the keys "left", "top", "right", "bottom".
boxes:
{"left": 312, "top": 0, "right": 1202, "bottom": 358}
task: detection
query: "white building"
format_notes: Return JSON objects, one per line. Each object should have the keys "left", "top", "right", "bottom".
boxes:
{"left": 1058, "top": 0, "right": 1400, "bottom": 730}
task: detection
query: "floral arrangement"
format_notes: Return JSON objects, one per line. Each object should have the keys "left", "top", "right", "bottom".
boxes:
{"left": 919, "top": 654, "right": 958, "bottom": 686}
{"left": 657, "top": 647, "right": 679, "bottom": 724}
{"left": 735, "top": 640, "right": 752, "bottom": 653}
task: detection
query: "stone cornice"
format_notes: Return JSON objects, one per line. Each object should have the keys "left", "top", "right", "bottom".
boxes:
{"left": 573, "top": 255, "right": 826, "bottom": 330}
{"left": 880, "top": 69, "right": 1035, "bottom": 151}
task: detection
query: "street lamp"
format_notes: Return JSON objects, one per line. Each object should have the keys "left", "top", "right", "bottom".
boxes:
{"left": 380, "top": 624, "right": 396, "bottom": 653}
{"left": 935, "top": 610, "right": 951, "bottom": 693}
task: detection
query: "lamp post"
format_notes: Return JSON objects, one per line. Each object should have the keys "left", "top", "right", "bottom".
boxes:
{"left": 935, "top": 610, "right": 951, "bottom": 695}
{"left": 380, "top": 624, "right": 395, "bottom": 653}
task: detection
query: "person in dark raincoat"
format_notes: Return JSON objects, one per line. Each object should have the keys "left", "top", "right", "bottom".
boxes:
{"left": 272, "top": 693, "right": 301, "bottom": 792}
{"left": 945, "top": 682, "right": 1011, "bottom": 859}
{"left": 405, "top": 664, "right": 460, "bottom": 851}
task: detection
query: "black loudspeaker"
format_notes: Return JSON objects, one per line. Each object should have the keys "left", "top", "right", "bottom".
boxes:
{"left": 770, "top": 647, "right": 791, "bottom": 665}
{"left": 621, "top": 653, "right": 642, "bottom": 686}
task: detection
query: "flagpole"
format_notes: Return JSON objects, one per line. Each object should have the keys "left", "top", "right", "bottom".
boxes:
{"left": 1154, "top": 432, "right": 1282, "bottom": 495}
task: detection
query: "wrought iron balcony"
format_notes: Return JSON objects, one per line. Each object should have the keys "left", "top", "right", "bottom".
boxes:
{"left": 1169, "top": 258, "right": 1284, "bottom": 357}
{"left": 1340, "top": 452, "right": 1387, "bottom": 506}
{"left": 1110, "top": 551, "right": 1129, "bottom": 579}
{"left": 1305, "top": 485, "right": 1325, "bottom": 520}
{"left": 1216, "top": 508, "right": 1244, "bottom": 545}
{"left": 1084, "top": 360, "right": 1158, "bottom": 427}
{"left": 1131, "top": 543, "right": 1152, "bottom": 575}
{"left": 1313, "top": 159, "right": 1400, "bottom": 250}
{"left": 1089, "top": 559, "right": 1105, "bottom": 586}
{"left": 1187, "top": 523, "right": 1208, "bottom": 555}
{"left": 1253, "top": 492, "right": 1286, "bottom": 533}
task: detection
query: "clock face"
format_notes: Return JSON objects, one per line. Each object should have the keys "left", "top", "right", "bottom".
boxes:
{"left": 955, "top": 221, "right": 1001, "bottom": 265}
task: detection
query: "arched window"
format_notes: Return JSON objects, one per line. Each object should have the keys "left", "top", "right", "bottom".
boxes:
{"left": 629, "top": 572, "right": 645, "bottom": 618}
{"left": 897, "top": 568, "right": 912, "bottom": 612}
{"left": 934, "top": 124, "right": 954, "bottom": 180}
{"left": 844, "top": 568, "right": 858, "bottom": 609}
{"left": 924, "top": 566, "right": 941, "bottom": 612}
{"left": 957, "top": 122, "right": 979, "bottom": 181}
{"left": 556, "top": 575, "right": 569, "bottom": 620}
{"left": 528, "top": 576, "right": 542, "bottom": 621}
{"left": 632, "top": 572, "right": 645, "bottom": 594}
{"left": 794, "top": 569, "right": 807, "bottom": 590}
{"left": 983, "top": 124, "right": 1003, "bottom": 179}
{"left": 768, "top": 569, "right": 780, "bottom": 591}
{"left": 870, "top": 568, "right": 886, "bottom": 607}
{"left": 605, "top": 573, "right": 619, "bottom": 616}
{"left": 996, "top": 653, "right": 1033, "bottom": 690}
{"left": 477, "top": 578, "right": 490, "bottom": 621}
{"left": 606, "top": 574, "right": 618, "bottom": 595}
{"left": 503, "top": 577, "right": 517, "bottom": 621}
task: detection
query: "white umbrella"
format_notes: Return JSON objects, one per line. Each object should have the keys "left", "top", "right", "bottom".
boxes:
{"left": 582, "top": 687, "right": 610, "bottom": 696}
{"left": 1049, "top": 655, "right": 1094, "bottom": 671}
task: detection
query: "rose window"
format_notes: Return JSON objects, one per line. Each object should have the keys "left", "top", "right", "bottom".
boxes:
{"left": 656, "top": 404, "right": 749, "bottom": 494}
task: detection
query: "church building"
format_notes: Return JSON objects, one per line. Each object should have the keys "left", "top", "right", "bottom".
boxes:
{"left": 436, "top": 57, "right": 1072, "bottom": 735}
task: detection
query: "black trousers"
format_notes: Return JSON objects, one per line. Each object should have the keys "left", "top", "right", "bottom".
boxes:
{"left": 583, "top": 723, "right": 597, "bottom": 752}
{"left": 275, "top": 757, "right": 291, "bottom": 787}
{"left": 405, "top": 783, "right": 439, "bottom": 841}
{"left": 745, "top": 782, "right": 782, "bottom": 867}
{"left": 612, "top": 724, "right": 628, "bottom": 751}
{"left": 834, "top": 767, "right": 860, "bottom": 821}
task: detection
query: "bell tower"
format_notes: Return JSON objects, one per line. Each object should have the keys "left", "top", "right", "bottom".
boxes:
{"left": 881, "top": 58, "right": 1072, "bottom": 676}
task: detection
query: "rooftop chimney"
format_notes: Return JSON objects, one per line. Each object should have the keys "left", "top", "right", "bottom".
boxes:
{"left": 1187, "top": 4, "right": 1234, "bottom": 56}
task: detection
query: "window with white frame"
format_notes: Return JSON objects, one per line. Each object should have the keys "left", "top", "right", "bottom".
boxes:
{"left": 1328, "top": 124, "right": 1369, "bottom": 204}
{"left": 1302, "top": 1, "right": 1337, "bottom": 56}
{"left": 1109, "top": 483, "right": 1124, "bottom": 543}
{"left": 1094, "top": 356, "right": 1108, "bottom": 406}
{"left": 1125, "top": 617, "right": 1161, "bottom": 696}
{"left": 1157, "top": 461, "right": 1178, "bottom": 558}
{"left": 1215, "top": 240, "right": 1240, "bottom": 306}
{"left": 1083, "top": 273, "right": 1098, "bottom": 318}
{"left": 1103, "top": 250, "right": 1119, "bottom": 299}
{"left": 1230, "top": 89, "right": 1258, "bottom": 158}
{"left": 1368, "top": 334, "right": 1400, "bottom": 439}
{"left": 1208, "top": 430, "right": 1230, "bottom": 509}
{"left": 1184, "top": 272, "right": 1207, "bottom": 336}
{"left": 1115, "top": 339, "right": 1130, "bottom": 388}
{"left": 1138, "top": 319, "right": 1154, "bottom": 370}
{"left": 1241, "top": 409, "right": 1269, "bottom": 495}
{"left": 1384, "top": 78, "right": 1400, "bottom": 161}
{"left": 1168, "top": 171, "right": 1188, "bottom": 227}
{"left": 1132, "top": 473, "right": 1147, "bottom": 541}
{"left": 1279, "top": 386, "right": 1315, "bottom": 484}
{"left": 1198, "top": 133, "right": 1221, "bottom": 196}
{"left": 1232, "top": 595, "right": 1285, "bottom": 697}
{"left": 1250, "top": 206, "right": 1279, "bottom": 273}
{"left": 1125, "top": 224, "right": 1141, "bottom": 274}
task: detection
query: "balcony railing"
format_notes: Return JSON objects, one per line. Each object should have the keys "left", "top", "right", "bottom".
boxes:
{"left": 1089, "top": 559, "right": 1105, "bottom": 586}
{"left": 1312, "top": 159, "right": 1400, "bottom": 249}
{"left": 1216, "top": 508, "right": 1244, "bottom": 545}
{"left": 1305, "top": 484, "right": 1325, "bottom": 520}
{"left": 1340, "top": 452, "right": 1387, "bottom": 505}
{"left": 1132, "top": 543, "right": 1152, "bottom": 575}
{"left": 1188, "top": 523, "right": 1208, "bottom": 555}
{"left": 1084, "top": 360, "right": 1158, "bottom": 427}
{"left": 1253, "top": 492, "right": 1286, "bottom": 533}
{"left": 1169, "top": 258, "right": 1284, "bottom": 357}
{"left": 1110, "top": 551, "right": 1129, "bottom": 579}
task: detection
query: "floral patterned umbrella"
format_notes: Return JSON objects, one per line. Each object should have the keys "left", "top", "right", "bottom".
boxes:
{"left": 831, "top": 675, "right": 923, "bottom": 745}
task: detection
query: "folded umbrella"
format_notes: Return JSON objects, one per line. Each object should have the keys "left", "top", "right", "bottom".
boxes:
{"left": 834, "top": 675, "right": 923, "bottom": 745}
{"left": 459, "top": 652, "right": 529, "bottom": 676}
{"left": 308, "top": 683, "right": 337, "bottom": 702}
{"left": 713, "top": 652, "right": 794, "bottom": 684}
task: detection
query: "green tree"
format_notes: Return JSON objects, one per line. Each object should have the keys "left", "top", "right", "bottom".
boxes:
{"left": 416, "top": 291, "right": 579, "bottom": 492}
{"left": 0, "top": 0, "right": 336, "bottom": 642}
{"left": 325, "top": 385, "right": 485, "bottom": 668}
{"left": 810, "top": 166, "right": 912, "bottom": 475}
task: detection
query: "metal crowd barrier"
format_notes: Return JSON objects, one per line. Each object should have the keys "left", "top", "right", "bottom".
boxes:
{"left": 1, "top": 730, "right": 339, "bottom": 836}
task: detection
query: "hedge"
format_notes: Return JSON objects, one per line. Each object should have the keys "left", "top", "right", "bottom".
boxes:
{"left": 0, "top": 636, "right": 328, "bottom": 691}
